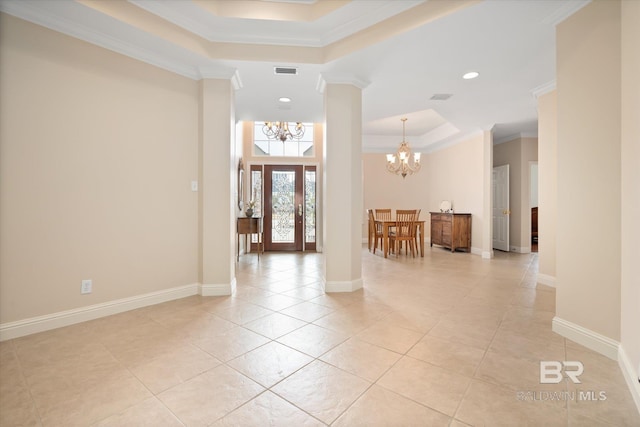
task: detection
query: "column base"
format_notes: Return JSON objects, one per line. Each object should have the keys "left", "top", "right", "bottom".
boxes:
{"left": 323, "top": 278, "right": 363, "bottom": 293}
{"left": 200, "top": 278, "right": 236, "bottom": 296}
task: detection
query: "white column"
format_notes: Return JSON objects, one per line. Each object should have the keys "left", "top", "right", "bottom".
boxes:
{"left": 319, "top": 76, "right": 367, "bottom": 292}
{"left": 199, "top": 77, "right": 237, "bottom": 296}
{"left": 482, "top": 128, "right": 494, "bottom": 259}
{"left": 534, "top": 84, "right": 557, "bottom": 287}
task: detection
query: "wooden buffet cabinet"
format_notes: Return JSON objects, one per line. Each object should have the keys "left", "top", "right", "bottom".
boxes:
{"left": 429, "top": 212, "right": 472, "bottom": 252}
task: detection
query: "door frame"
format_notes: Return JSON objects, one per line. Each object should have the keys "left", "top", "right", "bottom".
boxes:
{"left": 493, "top": 164, "right": 510, "bottom": 251}
{"left": 250, "top": 163, "right": 317, "bottom": 252}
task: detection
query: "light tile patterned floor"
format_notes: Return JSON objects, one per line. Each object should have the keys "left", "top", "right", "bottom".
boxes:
{"left": 1, "top": 248, "right": 639, "bottom": 426}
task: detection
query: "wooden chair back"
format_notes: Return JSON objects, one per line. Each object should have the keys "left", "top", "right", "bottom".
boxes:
{"left": 375, "top": 209, "right": 392, "bottom": 221}
{"left": 367, "top": 209, "right": 385, "bottom": 254}
{"left": 395, "top": 209, "right": 417, "bottom": 238}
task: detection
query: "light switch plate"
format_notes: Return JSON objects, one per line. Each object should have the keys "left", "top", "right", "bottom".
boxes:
{"left": 81, "top": 279, "right": 92, "bottom": 294}
{"left": 191, "top": 181, "right": 198, "bottom": 191}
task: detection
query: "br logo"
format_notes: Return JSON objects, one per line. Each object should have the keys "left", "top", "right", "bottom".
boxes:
{"left": 540, "top": 361, "right": 584, "bottom": 384}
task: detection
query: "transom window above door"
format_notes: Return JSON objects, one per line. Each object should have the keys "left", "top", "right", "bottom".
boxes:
{"left": 253, "top": 122, "right": 314, "bottom": 157}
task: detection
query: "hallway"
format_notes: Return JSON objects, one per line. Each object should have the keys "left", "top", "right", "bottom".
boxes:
{"left": 1, "top": 248, "right": 638, "bottom": 426}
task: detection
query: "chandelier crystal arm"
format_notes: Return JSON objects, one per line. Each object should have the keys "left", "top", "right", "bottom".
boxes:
{"left": 262, "top": 121, "right": 305, "bottom": 142}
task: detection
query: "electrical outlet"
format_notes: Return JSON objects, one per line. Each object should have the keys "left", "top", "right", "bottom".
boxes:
{"left": 81, "top": 279, "right": 92, "bottom": 294}
{"left": 191, "top": 181, "right": 198, "bottom": 191}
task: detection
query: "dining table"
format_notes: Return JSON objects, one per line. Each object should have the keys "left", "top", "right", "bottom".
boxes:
{"left": 375, "top": 218, "right": 426, "bottom": 258}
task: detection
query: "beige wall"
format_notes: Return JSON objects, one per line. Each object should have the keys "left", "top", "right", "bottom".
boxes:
{"left": 537, "top": 90, "right": 558, "bottom": 285}
{"left": 0, "top": 14, "right": 199, "bottom": 323}
{"left": 556, "top": 0, "right": 621, "bottom": 340}
{"left": 427, "top": 134, "right": 485, "bottom": 253}
{"left": 621, "top": 0, "right": 640, "bottom": 387}
{"left": 363, "top": 133, "right": 486, "bottom": 254}
{"left": 362, "top": 153, "right": 430, "bottom": 237}
{"left": 493, "top": 137, "right": 538, "bottom": 251}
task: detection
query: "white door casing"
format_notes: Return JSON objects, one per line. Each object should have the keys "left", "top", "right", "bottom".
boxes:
{"left": 493, "top": 164, "right": 510, "bottom": 251}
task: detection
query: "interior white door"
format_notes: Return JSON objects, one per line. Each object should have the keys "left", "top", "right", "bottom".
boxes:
{"left": 493, "top": 164, "right": 510, "bottom": 251}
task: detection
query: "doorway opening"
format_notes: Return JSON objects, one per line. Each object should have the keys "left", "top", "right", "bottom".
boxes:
{"left": 530, "top": 162, "right": 538, "bottom": 252}
{"left": 249, "top": 164, "right": 316, "bottom": 252}
{"left": 492, "top": 164, "right": 510, "bottom": 252}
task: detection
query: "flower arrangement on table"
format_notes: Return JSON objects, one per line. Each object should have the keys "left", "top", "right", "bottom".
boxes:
{"left": 245, "top": 199, "right": 256, "bottom": 217}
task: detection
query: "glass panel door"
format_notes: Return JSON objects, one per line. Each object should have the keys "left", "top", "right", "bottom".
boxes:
{"left": 251, "top": 164, "right": 316, "bottom": 252}
{"left": 264, "top": 165, "right": 303, "bottom": 251}
{"left": 304, "top": 167, "right": 316, "bottom": 251}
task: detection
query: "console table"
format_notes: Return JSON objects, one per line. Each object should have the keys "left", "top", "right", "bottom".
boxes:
{"left": 237, "top": 217, "right": 263, "bottom": 261}
{"left": 430, "top": 212, "right": 471, "bottom": 252}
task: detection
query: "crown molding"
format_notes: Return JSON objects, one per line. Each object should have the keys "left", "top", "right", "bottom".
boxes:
{"left": 494, "top": 132, "right": 539, "bottom": 145}
{"left": 0, "top": 0, "right": 203, "bottom": 80}
{"left": 197, "top": 67, "right": 243, "bottom": 89}
{"left": 316, "top": 73, "right": 370, "bottom": 93}
{"left": 319, "top": 1, "right": 422, "bottom": 46}
{"left": 531, "top": 80, "right": 557, "bottom": 99}
{"left": 542, "top": 0, "right": 591, "bottom": 26}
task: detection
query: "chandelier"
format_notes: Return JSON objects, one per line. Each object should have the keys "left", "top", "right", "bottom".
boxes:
{"left": 386, "top": 118, "right": 421, "bottom": 178}
{"left": 262, "top": 121, "right": 305, "bottom": 142}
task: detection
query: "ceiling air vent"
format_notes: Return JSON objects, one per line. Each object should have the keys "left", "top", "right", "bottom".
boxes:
{"left": 430, "top": 93, "right": 453, "bottom": 101}
{"left": 274, "top": 66, "right": 298, "bottom": 75}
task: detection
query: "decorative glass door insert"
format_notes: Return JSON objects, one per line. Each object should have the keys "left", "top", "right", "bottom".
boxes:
{"left": 304, "top": 168, "right": 316, "bottom": 250}
{"left": 253, "top": 165, "right": 315, "bottom": 251}
{"left": 271, "top": 170, "right": 296, "bottom": 243}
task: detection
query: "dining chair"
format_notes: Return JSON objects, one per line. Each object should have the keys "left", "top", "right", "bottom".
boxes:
{"left": 374, "top": 209, "right": 393, "bottom": 254}
{"left": 367, "top": 209, "right": 384, "bottom": 254}
{"left": 389, "top": 209, "right": 418, "bottom": 257}
{"left": 413, "top": 209, "right": 422, "bottom": 255}
{"left": 374, "top": 209, "right": 392, "bottom": 221}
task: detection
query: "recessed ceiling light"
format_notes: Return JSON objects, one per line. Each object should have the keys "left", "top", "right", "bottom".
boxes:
{"left": 279, "top": 97, "right": 291, "bottom": 103}
{"left": 463, "top": 71, "right": 479, "bottom": 80}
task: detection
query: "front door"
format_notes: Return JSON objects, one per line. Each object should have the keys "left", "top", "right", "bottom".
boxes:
{"left": 264, "top": 165, "right": 303, "bottom": 251}
{"left": 250, "top": 165, "right": 316, "bottom": 252}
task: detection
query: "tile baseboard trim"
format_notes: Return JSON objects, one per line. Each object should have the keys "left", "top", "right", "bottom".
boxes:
{"left": 324, "top": 278, "right": 363, "bottom": 293}
{"left": 0, "top": 283, "right": 199, "bottom": 342}
{"left": 552, "top": 316, "right": 619, "bottom": 360}
{"left": 619, "top": 344, "right": 640, "bottom": 414}
{"left": 537, "top": 273, "right": 556, "bottom": 287}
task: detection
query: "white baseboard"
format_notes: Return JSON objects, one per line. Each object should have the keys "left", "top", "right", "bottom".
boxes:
{"left": 0, "top": 283, "right": 200, "bottom": 341}
{"left": 324, "top": 278, "right": 363, "bottom": 293}
{"left": 537, "top": 273, "right": 556, "bottom": 288}
{"left": 619, "top": 344, "right": 640, "bottom": 414}
{"left": 552, "top": 316, "right": 619, "bottom": 360}
{"left": 510, "top": 246, "right": 531, "bottom": 254}
{"left": 471, "top": 247, "right": 483, "bottom": 257}
{"left": 482, "top": 250, "right": 494, "bottom": 259}
{"left": 200, "top": 278, "right": 236, "bottom": 296}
